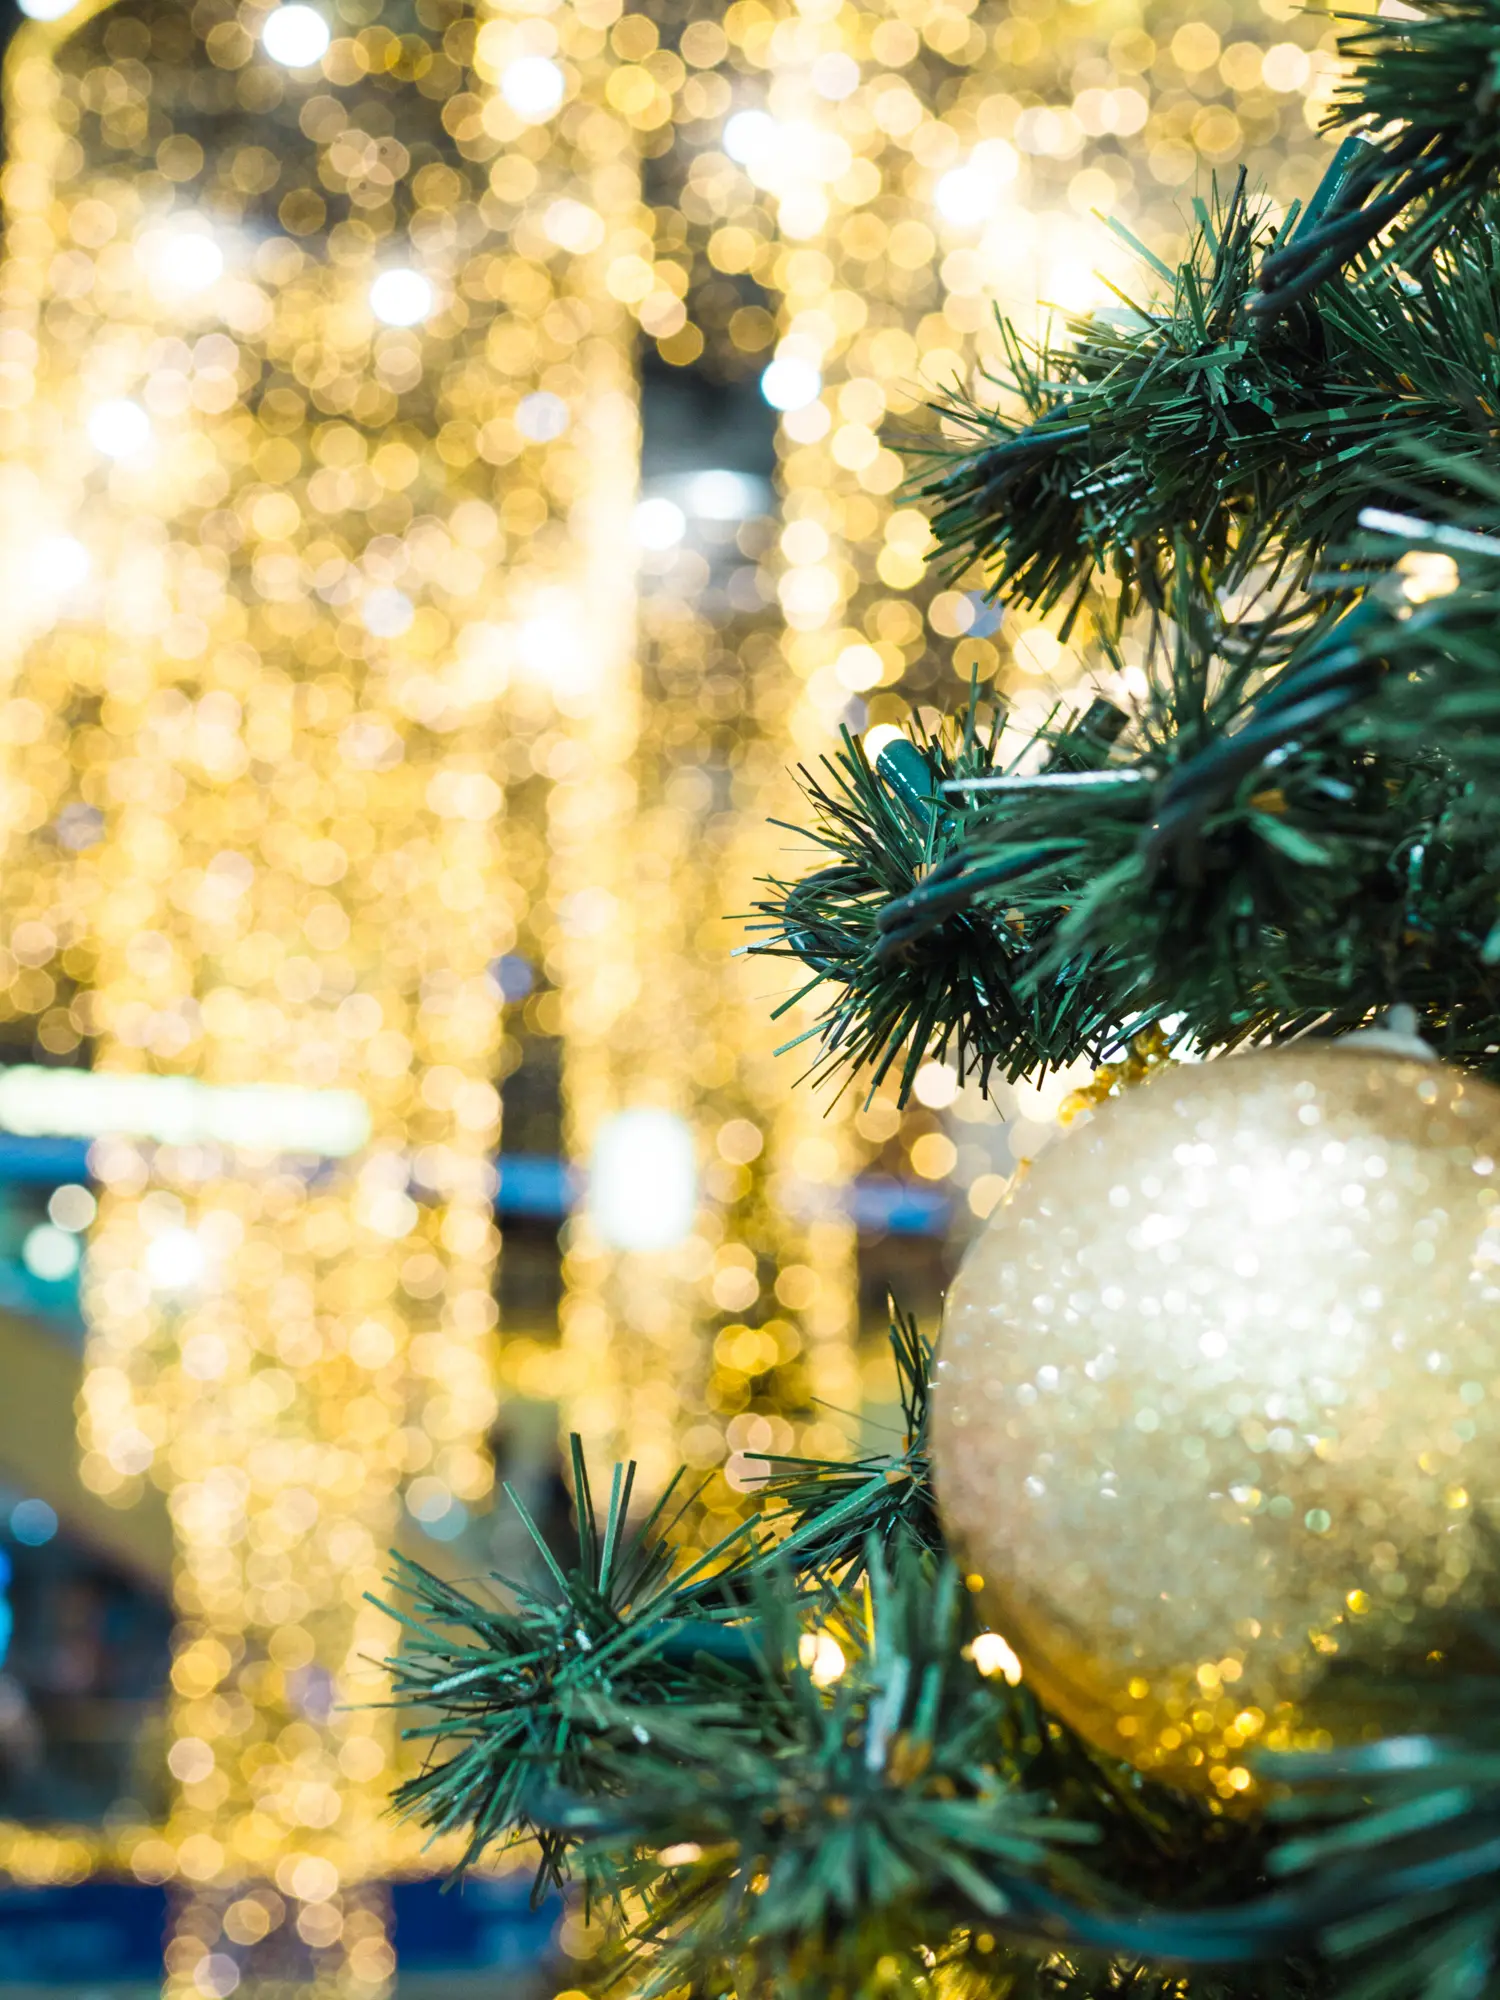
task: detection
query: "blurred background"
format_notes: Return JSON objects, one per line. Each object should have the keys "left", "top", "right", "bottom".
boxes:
{"left": 0, "top": 0, "right": 1331, "bottom": 1986}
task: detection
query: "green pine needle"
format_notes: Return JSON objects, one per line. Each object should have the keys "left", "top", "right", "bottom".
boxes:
{"left": 751, "top": 500, "right": 1500, "bottom": 1103}
{"left": 910, "top": 179, "right": 1500, "bottom": 624}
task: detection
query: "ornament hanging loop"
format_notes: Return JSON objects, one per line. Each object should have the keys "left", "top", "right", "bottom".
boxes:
{"left": 1338, "top": 1003, "right": 1436, "bottom": 1063}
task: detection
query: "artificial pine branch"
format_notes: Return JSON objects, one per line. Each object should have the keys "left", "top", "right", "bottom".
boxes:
{"left": 757, "top": 698, "right": 1135, "bottom": 1101}
{"left": 911, "top": 179, "right": 1500, "bottom": 625}
{"left": 747, "top": 1303, "right": 942, "bottom": 1587}
{"left": 383, "top": 1318, "right": 1500, "bottom": 1998}
{"left": 1257, "top": 0, "right": 1500, "bottom": 311}
{"left": 552, "top": 1551, "right": 1111, "bottom": 2000}
{"left": 378, "top": 1440, "right": 759, "bottom": 1886}
{"left": 751, "top": 528, "right": 1500, "bottom": 1101}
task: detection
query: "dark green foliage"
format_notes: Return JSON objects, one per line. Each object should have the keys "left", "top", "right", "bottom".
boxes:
{"left": 911, "top": 173, "right": 1500, "bottom": 626}
{"left": 380, "top": 1441, "right": 757, "bottom": 1887}
{"left": 1355, "top": 503, "right": 1500, "bottom": 793}
{"left": 753, "top": 513, "right": 1500, "bottom": 1099}
{"left": 1260, "top": 0, "right": 1500, "bottom": 310}
{"left": 552, "top": 1552, "right": 1108, "bottom": 2000}
{"left": 1262, "top": 1623, "right": 1500, "bottom": 2000}
{"left": 746, "top": 1304, "right": 942, "bottom": 1586}
{"left": 758, "top": 699, "right": 1130, "bottom": 1102}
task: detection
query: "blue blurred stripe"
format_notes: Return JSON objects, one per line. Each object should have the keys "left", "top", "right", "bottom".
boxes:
{"left": 0, "top": 1140, "right": 954, "bottom": 1237}
{"left": 0, "top": 1136, "right": 91, "bottom": 1185}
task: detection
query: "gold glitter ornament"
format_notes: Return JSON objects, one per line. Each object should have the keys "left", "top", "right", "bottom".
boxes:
{"left": 933, "top": 1045, "right": 1500, "bottom": 1800}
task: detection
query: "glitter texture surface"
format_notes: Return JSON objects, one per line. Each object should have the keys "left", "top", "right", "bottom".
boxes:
{"left": 933, "top": 1048, "right": 1500, "bottom": 1798}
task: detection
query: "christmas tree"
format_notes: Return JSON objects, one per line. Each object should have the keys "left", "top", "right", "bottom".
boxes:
{"left": 383, "top": 4, "right": 1500, "bottom": 1994}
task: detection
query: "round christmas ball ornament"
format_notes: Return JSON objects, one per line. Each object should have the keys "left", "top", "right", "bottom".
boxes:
{"left": 932, "top": 1044, "right": 1500, "bottom": 1800}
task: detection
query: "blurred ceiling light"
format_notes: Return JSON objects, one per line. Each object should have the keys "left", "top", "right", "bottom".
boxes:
{"left": 590, "top": 1109, "right": 697, "bottom": 1252}
{"left": 723, "top": 109, "right": 776, "bottom": 166}
{"left": 760, "top": 356, "right": 822, "bottom": 412}
{"left": 33, "top": 534, "right": 90, "bottom": 594}
{"left": 17, "top": 0, "right": 75, "bottom": 18}
{"left": 502, "top": 55, "right": 565, "bottom": 121}
{"left": 686, "top": 469, "right": 768, "bottom": 520}
{"left": 634, "top": 497, "right": 687, "bottom": 550}
{"left": 86, "top": 398, "right": 150, "bottom": 459}
{"left": 260, "top": 4, "right": 331, "bottom": 66}
{"left": 369, "top": 267, "right": 433, "bottom": 327}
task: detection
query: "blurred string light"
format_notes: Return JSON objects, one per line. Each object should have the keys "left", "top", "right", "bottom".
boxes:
{"left": 500, "top": 52, "right": 567, "bottom": 120}
{"left": 589, "top": 1108, "right": 698, "bottom": 1252}
{"left": 260, "top": 5, "right": 333, "bottom": 69}
{"left": 86, "top": 396, "right": 152, "bottom": 459}
{"left": 759, "top": 352, "right": 820, "bottom": 410}
{"left": 0, "top": 0, "right": 637, "bottom": 1985}
{"left": 459, "top": 0, "right": 816, "bottom": 1528}
{"left": 368, "top": 267, "right": 434, "bottom": 328}
{"left": 138, "top": 224, "right": 227, "bottom": 299}
{"left": 752, "top": 0, "right": 1339, "bottom": 737}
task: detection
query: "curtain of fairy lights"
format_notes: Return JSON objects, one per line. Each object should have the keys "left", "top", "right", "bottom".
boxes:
{"left": 526, "top": 18, "right": 868, "bottom": 1534}
{"left": 0, "top": 0, "right": 637, "bottom": 1993}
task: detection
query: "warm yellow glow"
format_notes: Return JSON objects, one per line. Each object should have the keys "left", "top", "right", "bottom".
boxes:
{"left": 970, "top": 1630, "right": 1023, "bottom": 1684}
{"left": 0, "top": 0, "right": 636, "bottom": 1984}
{"left": 799, "top": 1629, "right": 848, "bottom": 1686}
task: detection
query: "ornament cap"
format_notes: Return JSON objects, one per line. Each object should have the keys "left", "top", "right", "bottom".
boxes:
{"left": 1338, "top": 1002, "right": 1435, "bottom": 1062}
